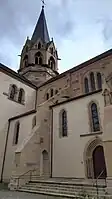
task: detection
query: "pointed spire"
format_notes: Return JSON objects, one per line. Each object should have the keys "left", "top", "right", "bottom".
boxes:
{"left": 31, "top": 6, "right": 50, "bottom": 44}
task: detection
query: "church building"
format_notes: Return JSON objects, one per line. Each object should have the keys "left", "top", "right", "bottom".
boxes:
{"left": 0, "top": 6, "right": 112, "bottom": 192}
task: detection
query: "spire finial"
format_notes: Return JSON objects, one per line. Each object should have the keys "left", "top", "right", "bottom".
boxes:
{"left": 31, "top": 0, "right": 50, "bottom": 44}
{"left": 41, "top": 0, "right": 46, "bottom": 8}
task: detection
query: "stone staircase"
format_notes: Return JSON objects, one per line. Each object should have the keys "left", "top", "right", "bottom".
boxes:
{"left": 18, "top": 178, "right": 111, "bottom": 198}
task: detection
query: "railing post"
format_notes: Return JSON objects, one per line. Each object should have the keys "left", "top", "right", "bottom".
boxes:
{"left": 93, "top": 169, "right": 105, "bottom": 199}
{"left": 17, "top": 177, "right": 19, "bottom": 189}
{"left": 96, "top": 178, "right": 99, "bottom": 199}
{"left": 30, "top": 170, "right": 32, "bottom": 182}
{"left": 15, "top": 168, "right": 37, "bottom": 189}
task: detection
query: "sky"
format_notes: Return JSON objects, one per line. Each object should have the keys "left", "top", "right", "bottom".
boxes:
{"left": 0, "top": 0, "right": 112, "bottom": 73}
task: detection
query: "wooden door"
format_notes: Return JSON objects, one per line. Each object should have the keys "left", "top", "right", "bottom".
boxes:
{"left": 93, "top": 146, "right": 107, "bottom": 179}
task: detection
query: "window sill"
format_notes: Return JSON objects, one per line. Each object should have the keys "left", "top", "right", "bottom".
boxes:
{"left": 8, "top": 97, "right": 25, "bottom": 106}
{"left": 59, "top": 136, "right": 68, "bottom": 139}
{"left": 12, "top": 143, "right": 18, "bottom": 146}
{"left": 80, "top": 131, "right": 102, "bottom": 137}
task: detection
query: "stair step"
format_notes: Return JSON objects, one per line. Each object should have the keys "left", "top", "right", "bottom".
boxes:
{"left": 20, "top": 185, "right": 105, "bottom": 196}
{"left": 20, "top": 187, "right": 77, "bottom": 195}
{"left": 19, "top": 187, "right": 109, "bottom": 198}
{"left": 19, "top": 188, "right": 81, "bottom": 198}
{"left": 25, "top": 184, "right": 105, "bottom": 193}
{"left": 29, "top": 182, "right": 105, "bottom": 188}
{"left": 30, "top": 180, "right": 106, "bottom": 188}
{"left": 23, "top": 184, "right": 105, "bottom": 193}
{"left": 29, "top": 181, "right": 105, "bottom": 189}
{"left": 17, "top": 177, "right": 109, "bottom": 198}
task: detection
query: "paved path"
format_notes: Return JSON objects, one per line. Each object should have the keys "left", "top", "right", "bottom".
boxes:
{"left": 0, "top": 190, "right": 64, "bottom": 199}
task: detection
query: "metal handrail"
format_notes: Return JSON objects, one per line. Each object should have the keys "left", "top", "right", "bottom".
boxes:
{"left": 97, "top": 169, "right": 105, "bottom": 180}
{"left": 93, "top": 169, "right": 105, "bottom": 186}
{"left": 93, "top": 169, "right": 106, "bottom": 199}
{"left": 18, "top": 170, "right": 32, "bottom": 179}
{"left": 17, "top": 168, "right": 37, "bottom": 188}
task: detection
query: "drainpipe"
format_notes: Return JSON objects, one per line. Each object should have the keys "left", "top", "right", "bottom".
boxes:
{"left": 50, "top": 107, "right": 53, "bottom": 178}
{"left": 35, "top": 89, "right": 38, "bottom": 110}
{"left": 1, "top": 120, "right": 10, "bottom": 182}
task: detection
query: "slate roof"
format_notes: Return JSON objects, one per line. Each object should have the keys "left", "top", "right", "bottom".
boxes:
{"left": 31, "top": 6, "right": 50, "bottom": 44}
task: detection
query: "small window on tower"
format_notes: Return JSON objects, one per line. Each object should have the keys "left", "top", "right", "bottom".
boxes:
{"left": 39, "top": 57, "right": 42, "bottom": 65}
{"left": 35, "top": 52, "right": 43, "bottom": 65}
{"left": 51, "top": 89, "right": 53, "bottom": 97}
{"left": 55, "top": 90, "right": 58, "bottom": 95}
{"left": 38, "top": 42, "right": 41, "bottom": 49}
{"left": 46, "top": 93, "right": 49, "bottom": 100}
{"left": 50, "top": 48, "right": 53, "bottom": 54}
{"left": 24, "top": 55, "right": 28, "bottom": 67}
{"left": 48, "top": 57, "right": 55, "bottom": 70}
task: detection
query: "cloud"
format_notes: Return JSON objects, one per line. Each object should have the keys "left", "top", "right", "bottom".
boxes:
{"left": 0, "top": 0, "right": 76, "bottom": 70}
{"left": 103, "top": 19, "right": 112, "bottom": 41}
{"left": 0, "top": 0, "right": 112, "bottom": 72}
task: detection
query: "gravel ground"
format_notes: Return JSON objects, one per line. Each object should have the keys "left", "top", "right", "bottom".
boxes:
{"left": 0, "top": 190, "right": 66, "bottom": 199}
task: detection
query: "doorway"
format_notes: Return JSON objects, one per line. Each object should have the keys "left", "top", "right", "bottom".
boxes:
{"left": 42, "top": 150, "right": 49, "bottom": 176}
{"left": 85, "top": 138, "right": 107, "bottom": 179}
{"left": 93, "top": 145, "right": 107, "bottom": 179}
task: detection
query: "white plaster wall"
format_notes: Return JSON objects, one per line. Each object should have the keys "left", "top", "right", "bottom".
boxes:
{"left": 52, "top": 91, "right": 104, "bottom": 178}
{"left": 0, "top": 72, "right": 36, "bottom": 181}
{"left": 3, "top": 113, "right": 36, "bottom": 182}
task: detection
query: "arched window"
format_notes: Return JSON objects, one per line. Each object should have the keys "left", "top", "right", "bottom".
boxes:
{"left": 13, "top": 121, "right": 20, "bottom": 145}
{"left": 18, "top": 88, "right": 25, "bottom": 104}
{"left": 26, "top": 46, "right": 28, "bottom": 52}
{"left": 97, "top": 73, "right": 102, "bottom": 89}
{"left": 38, "top": 42, "right": 41, "bottom": 49}
{"left": 55, "top": 90, "right": 58, "bottom": 95}
{"left": 60, "top": 110, "right": 68, "bottom": 137}
{"left": 90, "top": 72, "right": 96, "bottom": 91}
{"left": 35, "top": 52, "right": 43, "bottom": 65}
{"left": 50, "top": 48, "right": 53, "bottom": 54}
{"left": 32, "top": 116, "right": 36, "bottom": 129}
{"left": 90, "top": 103, "right": 100, "bottom": 132}
{"left": 42, "top": 150, "right": 49, "bottom": 175}
{"left": 48, "top": 57, "right": 55, "bottom": 70}
{"left": 103, "top": 89, "right": 112, "bottom": 106}
{"left": 84, "top": 77, "right": 89, "bottom": 93}
{"left": 24, "top": 55, "right": 28, "bottom": 67}
{"left": 51, "top": 89, "right": 53, "bottom": 97}
{"left": 9, "top": 84, "right": 17, "bottom": 100}
{"left": 46, "top": 93, "right": 49, "bottom": 100}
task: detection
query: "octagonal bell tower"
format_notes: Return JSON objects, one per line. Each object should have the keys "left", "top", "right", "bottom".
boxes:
{"left": 18, "top": 6, "right": 59, "bottom": 86}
